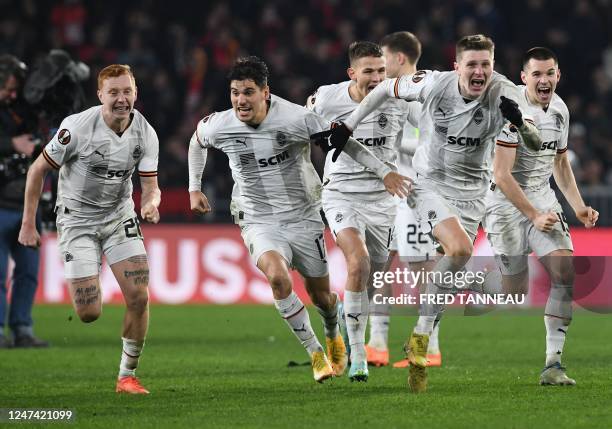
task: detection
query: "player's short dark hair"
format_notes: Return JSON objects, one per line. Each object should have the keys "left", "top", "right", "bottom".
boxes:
{"left": 380, "top": 31, "right": 422, "bottom": 65}
{"left": 455, "top": 34, "right": 495, "bottom": 60}
{"left": 522, "top": 47, "right": 558, "bottom": 69}
{"left": 348, "top": 41, "right": 383, "bottom": 65}
{"left": 0, "top": 54, "right": 26, "bottom": 87}
{"left": 228, "top": 56, "right": 269, "bottom": 88}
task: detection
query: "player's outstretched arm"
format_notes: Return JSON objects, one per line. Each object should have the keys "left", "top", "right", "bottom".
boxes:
{"left": 553, "top": 151, "right": 598, "bottom": 228}
{"left": 18, "top": 154, "right": 53, "bottom": 248}
{"left": 188, "top": 132, "right": 211, "bottom": 215}
{"left": 499, "top": 96, "right": 542, "bottom": 151}
{"left": 494, "top": 145, "right": 558, "bottom": 232}
{"left": 343, "top": 79, "right": 395, "bottom": 131}
{"left": 140, "top": 175, "right": 161, "bottom": 224}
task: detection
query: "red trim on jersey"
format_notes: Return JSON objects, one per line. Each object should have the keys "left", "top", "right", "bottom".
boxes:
{"left": 138, "top": 171, "right": 158, "bottom": 177}
{"left": 557, "top": 147, "right": 568, "bottom": 154}
{"left": 42, "top": 150, "right": 60, "bottom": 169}
{"left": 393, "top": 78, "right": 400, "bottom": 98}
{"left": 496, "top": 140, "right": 518, "bottom": 148}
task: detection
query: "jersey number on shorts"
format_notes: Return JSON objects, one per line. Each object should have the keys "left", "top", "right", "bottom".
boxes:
{"left": 123, "top": 216, "right": 143, "bottom": 238}
{"left": 406, "top": 224, "right": 428, "bottom": 245}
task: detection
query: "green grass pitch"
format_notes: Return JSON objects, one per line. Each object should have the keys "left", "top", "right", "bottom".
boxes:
{"left": 1, "top": 304, "right": 611, "bottom": 428}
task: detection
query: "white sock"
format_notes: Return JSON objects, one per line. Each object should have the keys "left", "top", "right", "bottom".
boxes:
{"left": 414, "top": 316, "right": 436, "bottom": 335}
{"left": 368, "top": 314, "right": 390, "bottom": 350}
{"left": 119, "top": 337, "right": 144, "bottom": 378}
{"left": 428, "top": 322, "right": 440, "bottom": 354}
{"left": 275, "top": 291, "right": 321, "bottom": 355}
{"left": 315, "top": 292, "right": 339, "bottom": 339}
{"left": 545, "top": 316, "right": 569, "bottom": 366}
{"left": 368, "top": 291, "right": 391, "bottom": 350}
{"left": 345, "top": 290, "right": 368, "bottom": 362}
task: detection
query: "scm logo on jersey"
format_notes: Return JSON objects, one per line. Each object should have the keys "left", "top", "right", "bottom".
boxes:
{"left": 447, "top": 136, "right": 481, "bottom": 146}
{"left": 540, "top": 140, "right": 558, "bottom": 151}
{"left": 258, "top": 150, "right": 290, "bottom": 167}
{"left": 356, "top": 136, "right": 386, "bottom": 147}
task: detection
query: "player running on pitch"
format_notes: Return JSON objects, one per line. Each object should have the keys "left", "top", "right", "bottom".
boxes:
{"left": 484, "top": 47, "right": 598, "bottom": 386}
{"left": 188, "top": 56, "right": 410, "bottom": 383}
{"left": 307, "top": 41, "right": 420, "bottom": 381}
{"left": 324, "top": 34, "right": 543, "bottom": 392}
{"left": 19, "top": 64, "right": 160, "bottom": 394}
{"left": 376, "top": 31, "right": 443, "bottom": 369}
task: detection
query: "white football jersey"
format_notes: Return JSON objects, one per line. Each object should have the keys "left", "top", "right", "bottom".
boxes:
{"left": 43, "top": 106, "right": 158, "bottom": 223}
{"left": 495, "top": 86, "right": 569, "bottom": 191}
{"left": 309, "top": 80, "right": 419, "bottom": 197}
{"left": 191, "top": 94, "right": 329, "bottom": 225}
{"left": 395, "top": 113, "right": 421, "bottom": 178}
{"left": 346, "top": 71, "right": 530, "bottom": 200}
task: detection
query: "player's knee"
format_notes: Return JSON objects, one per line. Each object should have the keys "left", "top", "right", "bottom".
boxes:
{"left": 346, "top": 254, "right": 371, "bottom": 283}
{"left": 77, "top": 307, "right": 101, "bottom": 323}
{"left": 444, "top": 239, "right": 473, "bottom": 258}
{"left": 267, "top": 271, "right": 292, "bottom": 295}
{"left": 553, "top": 266, "right": 575, "bottom": 287}
{"left": 125, "top": 289, "right": 149, "bottom": 314}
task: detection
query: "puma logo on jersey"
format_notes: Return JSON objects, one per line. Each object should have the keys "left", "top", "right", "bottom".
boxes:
{"left": 447, "top": 136, "right": 481, "bottom": 146}
{"left": 258, "top": 150, "right": 290, "bottom": 167}
{"left": 236, "top": 137, "right": 247, "bottom": 146}
{"left": 437, "top": 107, "right": 447, "bottom": 117}
{"left": 356, "top": 136, "right": 386, "bottom": 147}
{"left": 94, "top": 150, "right": 106, "bottom": 159}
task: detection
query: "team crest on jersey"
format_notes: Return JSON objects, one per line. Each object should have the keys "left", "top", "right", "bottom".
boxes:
{"left": 427, "top": 210, "right": 437, "bottom": 220}
{"left": 276, "top": 131, "right": 287, "bottom": 147}
{"left": 65, "top": 252, "right": 74, "bottom": 262}
{"left": 57, "top": 129, "right": 71, "bottom": 145}
{"left": 335, "top": 212, "right": 343, "bottom": 223}
{"left": 473, "top": 108, "right": 484, "bottom": 125}
{"left": 132, "top": 145, "right": 143, "bottom": 160}
{"left": 378, "top": 113, "right": 388, "bottom": 129}
{"left": 412, "top": 70, "right": 427, "bottom": 83}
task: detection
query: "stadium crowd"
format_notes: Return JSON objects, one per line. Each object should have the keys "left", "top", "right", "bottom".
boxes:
{"left": 3, "top": 0, "right": 612, "bottom": 221}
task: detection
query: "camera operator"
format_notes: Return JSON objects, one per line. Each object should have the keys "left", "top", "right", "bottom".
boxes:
{"left": 0, "top": 54, "right": 48, "bottom": 348}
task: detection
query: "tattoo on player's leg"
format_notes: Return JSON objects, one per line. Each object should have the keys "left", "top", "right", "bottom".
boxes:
{"left": 127, "top": 255, "right": 148, "bottom": 264}
{"left": 124, "top": 269, "right": 150, "bottom": 287}
{"left": 74, "top": 284, "right": 100, "bottom": 306}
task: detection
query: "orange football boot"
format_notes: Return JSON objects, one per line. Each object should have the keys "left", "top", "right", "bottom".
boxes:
{"left": 365, "top": 345, "right": 389, "bottom": 367}
{"left": 116, "top": 376, "right": 150, "bottom": 394}
{"left": 392, "top": 353, "right": 442, "bottom": 368}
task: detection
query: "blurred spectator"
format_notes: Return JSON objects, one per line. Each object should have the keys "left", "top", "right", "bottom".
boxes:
{"left": 0, "top": 0, "right": 609, "bottom": 222}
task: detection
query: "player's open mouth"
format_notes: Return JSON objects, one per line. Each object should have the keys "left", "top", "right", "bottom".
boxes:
{"left": 237, "top": 107, "right": 251, "bottom": 115}
{"left": 470, "top": 78, "right": 485, "bottom": 90}
{"left": 113, "top": 105, "right": 130, "bottom": 113}
{"left": 367, "top": 84, "right": 378, "bottom": 91}
{"left": 537, "top": 86, "right": 552, "bottom": 97}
